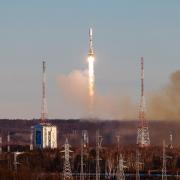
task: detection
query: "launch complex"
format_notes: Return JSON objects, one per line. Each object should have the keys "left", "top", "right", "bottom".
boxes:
{"left": 32, "top": 28, "right": 150, "bottom": 149}
{"left": 0, "top": 28, "right": 178, "bottom": 179}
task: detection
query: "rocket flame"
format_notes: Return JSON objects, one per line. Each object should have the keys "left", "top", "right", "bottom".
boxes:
{"left": 88, "top": 55, "right": 95, "bottom": 113}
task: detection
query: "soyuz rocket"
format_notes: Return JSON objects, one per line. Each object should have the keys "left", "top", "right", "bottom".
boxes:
{"left": 88, "top": 28, "right": 94, "bottom": 56}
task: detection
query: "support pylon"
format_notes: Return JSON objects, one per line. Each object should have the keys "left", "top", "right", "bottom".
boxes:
{"left": 82, "top": 130, "right": 89, "bottom": 148}
{"left": 80, "top": 139, "right": 84, "bottom": 180}
{"left": 136, "top": 149, "right": 141, "bottom": 180}
{"left": 116, "top": 154, "right": 125, "bottom": 180}
{"left": 61, "top": 138, "right": 73, "bottom": 180}
{"left": 30, "top": 126, "right": 33, "bottom": 151}
{"left": 96, "top": 130, "right": 103, "bottom": 180}
{"left": 137, "top": 57, "right": 150, "bottom": 147}
{"left": 105, "top": 153, "right": 114, "bottom": 179}
{"left": 7, "top": 132, "right": 10, "bottom": 153}
{"left": 169, "top": 132, "right": 173, "bottom": 149}
{"left": 162, "top": 140, "right": 167, "bottom": 180}
{"left": 116, "top": 135, "right": 120, "bottom": 154}
{"left": 0, "top": 136, "right": 2, "bottom": 154}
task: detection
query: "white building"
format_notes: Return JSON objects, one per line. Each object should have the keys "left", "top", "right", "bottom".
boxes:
{"left": 33, "top": 123, "right": 57, "bottom": 149}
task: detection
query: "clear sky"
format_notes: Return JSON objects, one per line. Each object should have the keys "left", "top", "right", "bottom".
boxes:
{"left": 0, "top": 0, "right": 180, "bottom": 119}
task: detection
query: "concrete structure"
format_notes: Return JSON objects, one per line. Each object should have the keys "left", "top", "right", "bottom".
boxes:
{"left": 33, "top": 123, "right": 57, "bottom": 149}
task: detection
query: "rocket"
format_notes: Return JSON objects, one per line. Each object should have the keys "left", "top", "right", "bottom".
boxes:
{"left": 88, "top": 28, "right": 94, "bottom": 56}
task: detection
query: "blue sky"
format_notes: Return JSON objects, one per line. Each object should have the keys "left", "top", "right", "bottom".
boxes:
{"left": 0, "top": 1, "right": 180, "bottom": 119}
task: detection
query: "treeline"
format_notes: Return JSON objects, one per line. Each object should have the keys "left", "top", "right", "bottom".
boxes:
{"left": 0, "top": 119, "right": 180, "bottom": 147}
{"left": 0, "top": 146, "right": 180, "bottom": 179}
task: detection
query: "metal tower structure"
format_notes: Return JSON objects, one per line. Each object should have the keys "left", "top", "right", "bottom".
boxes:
{"left": 169, "top": 131, "right": 173, "bottom": 149}
{"left": 80, "top": 139, "right": 84, "bottom": 180}
{"left": 0, "top": 136, "right": 2, "bottom": 153}
{"left": 61, "top": 138, "right": 73, "bottom": 180}
{"left": 105, "top": 153, "right": 114, "bottom": 179}
{"left": 137, "top": 57, "right": 150, "bottom": 147}
{"left": 30, "top": 126, "right": 33, "bottom": 151}
{"left": 116, "top": 154, "right": 126, "bottom": 180}
{"left": 116, "top": 135, "right": 121, "bottom": 154}
{"left": 7, "top": 132, "right": 10, "bottom": 153}
{"left": 105, "top": 161, "right": 111, "bottom": 179}
{"left": 162, "top": 140, "right": 167, "bottom": 180}
{"left": 135, "top": 149, "right": 141, "bottom": 180}
{"left": 82, "top": 130, "right": 89, "bottom": 148}
{"left": 41, "top": 61, "right": 48, "bottom": 123}
{"left": 96, "top": 130, "right": 103, "bottom": 180}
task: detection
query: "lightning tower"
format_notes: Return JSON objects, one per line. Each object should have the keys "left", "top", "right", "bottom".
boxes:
{"left": 87, "top": 28, "right": 95, "bottom": 117}
{"left": 33, "top": 61, "right": 57, "bottom": 149}
{"left": 137, "top": 57, "right": 150, "bottom": 147}
{"left": 41, "top": 61, "right": 48, "bottom": 123}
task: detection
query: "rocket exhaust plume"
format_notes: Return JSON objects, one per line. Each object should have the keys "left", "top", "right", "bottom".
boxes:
{"left": 87, "top": 28, "right": 95, "bottom": 116}
{"left": 57, "top": 29, "right": 136, "bottom": 119}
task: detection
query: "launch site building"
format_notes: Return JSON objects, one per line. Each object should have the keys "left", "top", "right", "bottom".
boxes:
{"left": 33, "top": 123, "right": 57, "bottom": 149}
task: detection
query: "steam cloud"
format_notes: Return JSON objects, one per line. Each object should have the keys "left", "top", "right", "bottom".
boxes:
{"left": 57, "top": 69, "right": 136, "bottom": 120}
{"left": 58, "top": 69, "right": 180, "bottom": 121}
{"left": 147, "top": 70, "right": 180, "bottom": 121}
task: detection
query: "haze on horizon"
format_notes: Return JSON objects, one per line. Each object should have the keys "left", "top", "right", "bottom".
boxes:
{"left": 0, "top": 1, "right": 180, "bottom": 119}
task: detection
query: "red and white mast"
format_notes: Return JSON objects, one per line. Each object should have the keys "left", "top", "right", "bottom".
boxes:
{"left": 137, "top": 57, "right": 150, "bottom": 147}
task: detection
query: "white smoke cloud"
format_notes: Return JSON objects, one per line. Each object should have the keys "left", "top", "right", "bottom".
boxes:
{"left": 57, "top": 69, "right": 136, "bottom": 120}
